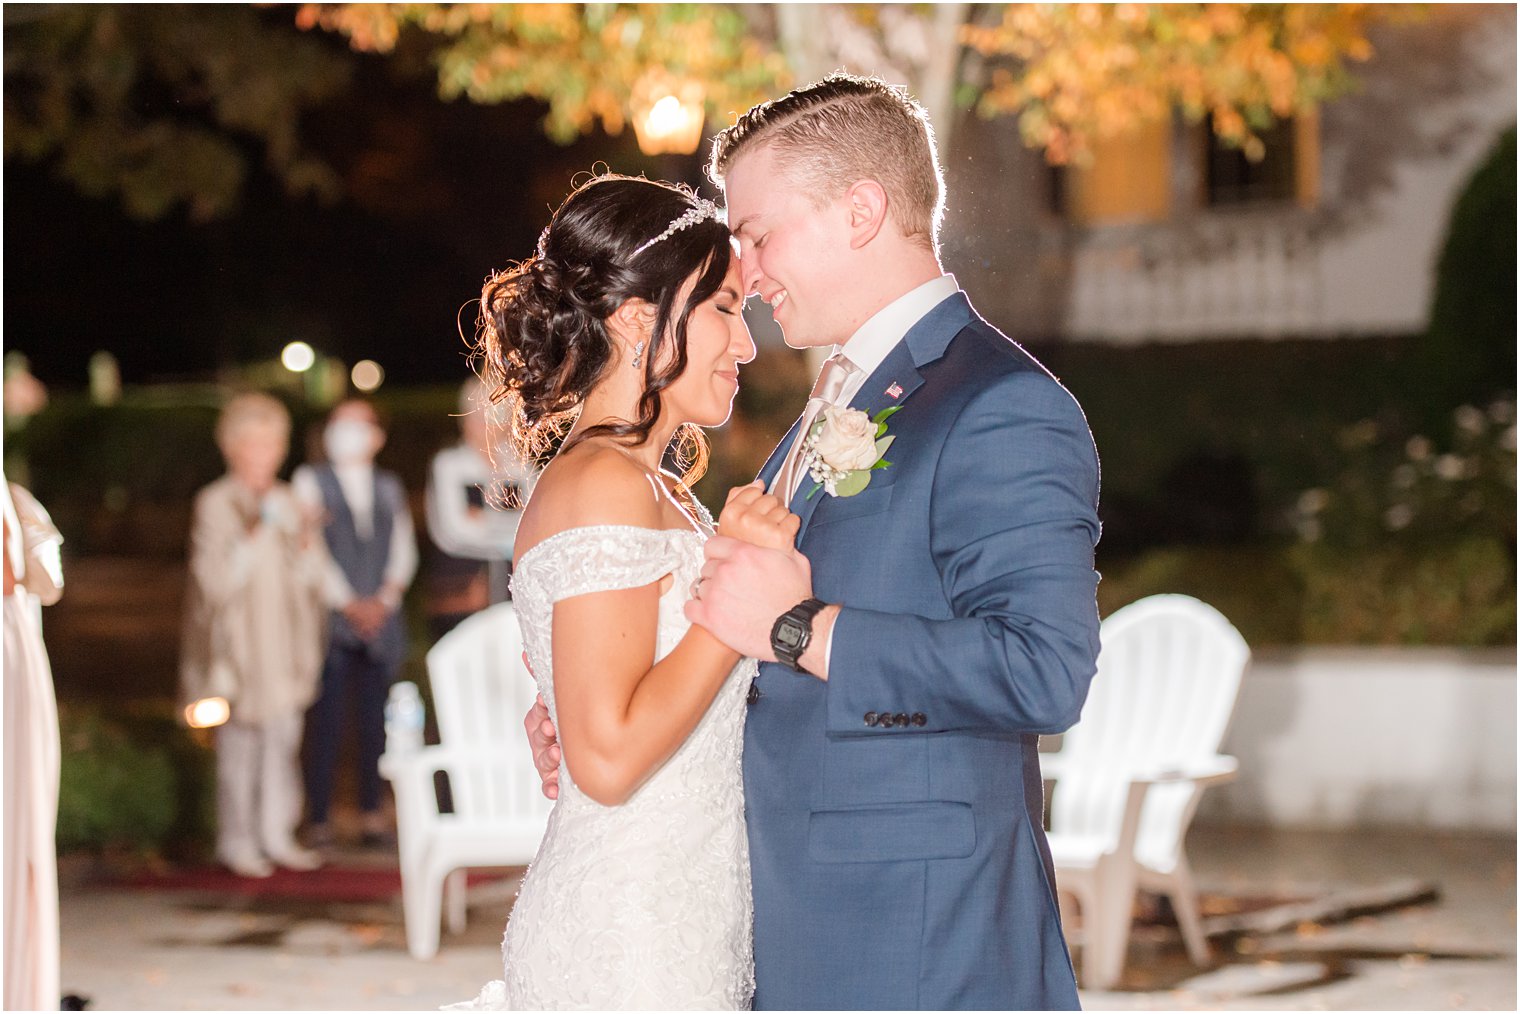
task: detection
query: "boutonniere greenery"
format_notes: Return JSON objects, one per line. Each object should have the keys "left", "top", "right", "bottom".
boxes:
{"left": 803, "top": 405, "right": 901, "bottom": 499}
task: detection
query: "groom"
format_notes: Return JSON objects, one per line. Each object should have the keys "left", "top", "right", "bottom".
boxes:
{"left": 533, "top": 74, "right": 1100, "bottom": 1009}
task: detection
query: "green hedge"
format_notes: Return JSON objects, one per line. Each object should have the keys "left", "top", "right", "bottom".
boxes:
{"left": 1037, "top": 336, "right": 1429, "bottom": 553}
{"left": 57, "top": 703, "right": 215, "bottom": 857}
{"left": 1100, "top": 536, "right": 1515, "bottom": 648}
{"left": 8, "top": 334, "right": 1514, "bottom": 646}
{"left": 8, "top": 337, "right": 1492, "bottom": 558}
{"left": 1419, "top": 123, "right": 1516, "bottom": 419}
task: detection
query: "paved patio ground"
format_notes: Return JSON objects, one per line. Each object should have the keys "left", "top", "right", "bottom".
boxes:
{"left": 58, "top": 824, "right": 1515, "bottom": 1011}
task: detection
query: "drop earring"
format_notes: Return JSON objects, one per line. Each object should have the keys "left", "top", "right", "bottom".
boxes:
{"left": 631, "top": 340, "right": 645, "bottom": 369}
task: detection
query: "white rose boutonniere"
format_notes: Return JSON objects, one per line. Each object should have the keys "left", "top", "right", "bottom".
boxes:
{"left": 802, "top": 405, "right": 901, "bottom": 498}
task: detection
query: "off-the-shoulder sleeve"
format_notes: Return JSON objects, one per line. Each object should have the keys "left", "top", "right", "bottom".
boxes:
{"left": 515, "top": 526, "right": 687, "bottom": 606}
{"left": 7, "top": 483, "right": 63, "bottom": 605}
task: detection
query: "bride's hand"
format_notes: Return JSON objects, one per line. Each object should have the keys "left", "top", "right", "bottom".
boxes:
{"left": 718, "top": 481, "right": 799, "bottom": 551}
{"left": 523, "top": 693, "right": 560, "bottom": 801}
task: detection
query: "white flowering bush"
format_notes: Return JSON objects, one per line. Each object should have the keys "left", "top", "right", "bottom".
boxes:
{"left": 1282, "top": 398, "right": 1516, "bottom": 645}
{"left": 1289, "top": 398, "right": 1516, "bottom": 548}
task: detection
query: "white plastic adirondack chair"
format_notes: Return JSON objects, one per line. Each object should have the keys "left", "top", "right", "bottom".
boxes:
{"left": 380, "top": 602, "right": 554, "bottom": 959}
{"left": 1042, "top": 594, "right": 1249, "bottom": 990}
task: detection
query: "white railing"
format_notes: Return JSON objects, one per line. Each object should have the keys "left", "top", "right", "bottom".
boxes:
{"left": 1064, "top": 210, "right": 1331, "bottom": 343}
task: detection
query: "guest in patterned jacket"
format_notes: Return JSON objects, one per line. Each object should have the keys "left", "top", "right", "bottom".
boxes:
{"left": 181, "top": 392, "right": 327, "bottom": 878}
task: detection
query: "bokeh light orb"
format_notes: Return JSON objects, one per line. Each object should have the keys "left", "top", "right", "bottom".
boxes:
{"left": 281, "top": 341, "right": 316, "bottom": 373}
{"left": 185, "top": 696, "right": 230, "bottom": 729}
{"left": 351, "top": 359, "right": 385, "bottom": 392}
{"left": 632, "top": 74, "right": 705, "bottom": 155}
{"left": 648, "top": 95, "right": 686, "bottom": 136}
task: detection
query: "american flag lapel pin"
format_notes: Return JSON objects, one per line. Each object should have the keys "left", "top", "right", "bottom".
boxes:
{"left": 885, "top": 382, "right": 904, "bottom": 399}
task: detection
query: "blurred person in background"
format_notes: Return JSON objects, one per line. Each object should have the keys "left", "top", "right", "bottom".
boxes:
{"left": 294, "top": 398, "right": 417, "bottom": 848}
{"left": 423, "top": 378, "right": 532, "bottom": 640}
{"left": 3, "top": 477, "right": 64, "bottom": 1010}
{"left": 180, "top": 393, "right": 327, "bottom": 879}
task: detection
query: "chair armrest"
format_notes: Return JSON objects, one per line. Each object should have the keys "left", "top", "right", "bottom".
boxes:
{"left": 1047, "top": 756, "right": 1238, "bottom": 867}
{"left": 1131, "top": 754, "right": 1239, "bottom": 788}
{"left": 383, "top": 744, "right": 532, "bottom": 852}
{"left": 379, "top": 745, "right": 482, "bottom": 782}
{"left": 1041, "top": 753, "right": 1237, "bottom": 788}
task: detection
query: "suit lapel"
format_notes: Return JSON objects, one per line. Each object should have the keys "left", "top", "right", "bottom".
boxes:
{"left": 756, "top": 418, "right": 800, "bottom": 491}
{"left": 852, "top": 289, "right": 972, "bottom": 422}
{"left": 789, "top": 340, "right": 926, "bottom": 540}
{"left": 847, "top": 341, "right": 925, "bottom": 422}
{"left": 768, "top": 291, "right": 977, "bottom": 546}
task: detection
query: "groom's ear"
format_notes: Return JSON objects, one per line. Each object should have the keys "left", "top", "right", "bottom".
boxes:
{"left": 844, "top": 180, "right": 889, "bottom": 250}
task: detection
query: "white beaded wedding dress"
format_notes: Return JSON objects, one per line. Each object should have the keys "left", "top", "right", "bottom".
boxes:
{"left": 451, "top": 520, "right": 755, "bottom": 1011}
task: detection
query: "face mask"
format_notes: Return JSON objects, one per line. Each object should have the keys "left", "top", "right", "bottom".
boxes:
{"left": 324, "top": 419, "right": 376, "bottom": 465}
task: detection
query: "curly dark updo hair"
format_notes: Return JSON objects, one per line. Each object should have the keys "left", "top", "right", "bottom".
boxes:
{"left": 475, "top": 174, "right": 733, "bottom": 488}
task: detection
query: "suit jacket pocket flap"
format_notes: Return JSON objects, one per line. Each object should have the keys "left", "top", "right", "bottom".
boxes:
{"left": 808, "top": 801, "right": 976, "bottom": 864}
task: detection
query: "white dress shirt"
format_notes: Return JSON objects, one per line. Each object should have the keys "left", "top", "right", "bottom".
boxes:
{"left": 425, "top": 443, "right": 530, "bottom": 561}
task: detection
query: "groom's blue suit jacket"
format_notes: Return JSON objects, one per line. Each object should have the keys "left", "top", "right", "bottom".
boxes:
{"left": 746, "top": 292, "right": 1100, "bottom": 1010}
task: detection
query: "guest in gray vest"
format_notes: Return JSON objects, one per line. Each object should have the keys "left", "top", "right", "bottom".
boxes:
{"left": 293, "top": 399, "right": 418, "bottom": 847}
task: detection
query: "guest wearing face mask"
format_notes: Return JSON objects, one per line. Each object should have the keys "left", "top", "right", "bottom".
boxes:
{"left": 292, "top": 398, "right": 418, "bottom": 848}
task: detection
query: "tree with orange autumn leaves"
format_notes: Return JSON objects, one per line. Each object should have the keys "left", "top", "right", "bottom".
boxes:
{"left": 294, "top": 4, "right": 787, "bottom": 145}
{"left": 965, "top": 3, "right": 1418, "bottom": 165}
{"left": 3, "top": 4, "right": 1421, "bottom": 222}
{"left": 303, "top": 3, "right": 1416, "bottom": 164}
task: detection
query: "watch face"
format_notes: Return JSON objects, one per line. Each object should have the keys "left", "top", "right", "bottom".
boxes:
{"left": 776, "top": 622, "right": 806, "bottom": 649}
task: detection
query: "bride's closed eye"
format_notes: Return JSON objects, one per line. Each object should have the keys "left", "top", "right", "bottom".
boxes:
{"left": 713, "top": 285, "right": 744, "bottom": 316}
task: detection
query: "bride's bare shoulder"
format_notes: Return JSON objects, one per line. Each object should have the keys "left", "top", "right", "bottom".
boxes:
{"left": 515, "top": 443, "right": 664, "bottom": 556}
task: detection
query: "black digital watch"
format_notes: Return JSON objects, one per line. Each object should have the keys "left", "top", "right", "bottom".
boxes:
{"left": 770, "top": 597, "right": 827, "bottom": 673}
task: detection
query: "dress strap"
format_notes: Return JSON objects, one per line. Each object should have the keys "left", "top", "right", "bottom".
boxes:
{"left": 645, "top": 471, "right": 709, "bottom": 536}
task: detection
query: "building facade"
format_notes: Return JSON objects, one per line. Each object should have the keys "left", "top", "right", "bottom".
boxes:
{"left": 948, "top": 5, "right": 1517, "bottom": 345}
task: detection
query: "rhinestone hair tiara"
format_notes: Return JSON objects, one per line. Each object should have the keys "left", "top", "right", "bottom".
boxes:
{"left": 632, "top": 197, "right": 724, "bottom": 257}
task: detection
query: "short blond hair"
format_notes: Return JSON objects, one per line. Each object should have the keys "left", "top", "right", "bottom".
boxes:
{"left": 707, "top": 73, "right": 945, "bottom": 252}
{"left": 216, "top": 392, "right": 290, "bottom": 450}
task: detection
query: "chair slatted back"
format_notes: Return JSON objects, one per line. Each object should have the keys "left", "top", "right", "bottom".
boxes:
{"left": 426, "top": 603, "right": 554, "bottom": 841}
{"left": 1050, "top": 594, "right": 1249, "bottom": 868}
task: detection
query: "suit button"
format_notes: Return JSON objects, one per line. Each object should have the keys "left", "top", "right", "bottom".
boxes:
{"left": 863, "top": 711, "right": 879, "bottom": 727}
{"left": 894, "top": 713, "right": 910, "bottom": 727}
{"left": 746, "top": 681, "right": 761, "bottom": 706}
{"left": 911, "top": 712, "right": 927, "bottom": 726}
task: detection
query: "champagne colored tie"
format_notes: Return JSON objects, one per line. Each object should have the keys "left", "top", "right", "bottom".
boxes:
{"left": 771, "top": 353, "right": 858, "bottom": 500}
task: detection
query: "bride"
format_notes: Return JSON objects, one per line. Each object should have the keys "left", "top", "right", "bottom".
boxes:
{"left": 451, "top": 175, "right": 792, "bottom": 1010}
